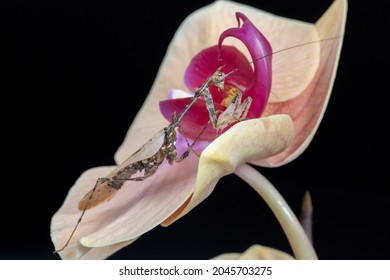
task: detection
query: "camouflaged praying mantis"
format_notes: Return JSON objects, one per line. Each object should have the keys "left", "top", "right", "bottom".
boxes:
{"left": 53, "top": 65, "right": 251, "bottom": 253}
{"left": 54, "top": 35, "right": 343, "bottom": 253}
{"left": 78, "top": 65, "right": 251, "bottom": 211}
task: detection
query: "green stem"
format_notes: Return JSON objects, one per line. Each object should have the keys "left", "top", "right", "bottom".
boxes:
{"left": 234, "top": 163, "right": 317, "bottom": 260}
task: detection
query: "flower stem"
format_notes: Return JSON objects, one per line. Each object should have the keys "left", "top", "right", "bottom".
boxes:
{"left": 234, "top": 163, "right": 318, "bottom": 260}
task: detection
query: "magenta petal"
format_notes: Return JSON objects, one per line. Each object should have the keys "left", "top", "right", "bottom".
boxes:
{"left": 160, "top": 12, "right": 273, "bottom": 141}
{"left": 160, "top": 96, "right": 225, "bottom": 141}
{"left": 184, "top": 45, "right": 253, "bottom": 104}
{"left": 218, "top": 12, "right": 273, "bottom": 118}
{"left": 161, "top": 46, "right": 254, "bottom": 141}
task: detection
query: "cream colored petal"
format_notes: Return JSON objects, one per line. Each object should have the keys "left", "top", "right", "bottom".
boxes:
{"left": 211, "top": 253, "right": 241, "bottom": 260}
{"left": 76, "top": 239, "right": 136, "bottom": 260}
{"left": 51, "top": 167, "right": 137, "bottom": 260}
{"left": 52, "top": 152, "right": 199, "bottom": 259}
{"left": 212, "top": 244, "right": 294, "bottom": 260}
{"left": 115, "top": 0, "right": 320, "bottom": 164}
{"left": 51, "top": 166, "right": 126, "bottom": 259}
{"left": 254, "top": 0, "right": 347, "bottom": 167}
{"left": 162, "top": 115, "right": 294, "bottom": 225}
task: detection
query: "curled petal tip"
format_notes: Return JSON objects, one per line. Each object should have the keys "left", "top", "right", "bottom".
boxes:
{"left": 163, "top": 114, "right": 294, "bottom": 225}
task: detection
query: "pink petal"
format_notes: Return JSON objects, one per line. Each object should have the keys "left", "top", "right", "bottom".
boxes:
{"left": 51, "top": 137, "right": 203, "bottom": 259}
{"left": 253, "top": 0, "right": 347, "bottom": 167}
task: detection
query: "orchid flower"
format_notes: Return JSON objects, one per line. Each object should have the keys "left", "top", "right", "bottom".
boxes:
{"left": 51, "top": 0, "right": 346, "bottom": 260}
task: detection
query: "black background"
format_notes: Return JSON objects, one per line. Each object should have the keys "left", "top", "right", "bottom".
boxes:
{"left": 1, "top": 0, "right": 389, "bottom": 260}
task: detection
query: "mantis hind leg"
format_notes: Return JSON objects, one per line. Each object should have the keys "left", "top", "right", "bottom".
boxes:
{"left": 177, "top": 121, "right": 209, "bottom": 159}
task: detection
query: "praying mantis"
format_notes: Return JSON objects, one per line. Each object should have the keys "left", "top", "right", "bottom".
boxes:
{"left": 77, "top": 65, "right": 250, "bottom": 211}
{"left": 54, "top": 65, "right": 251, "bottom": 253}
{"left": 54, "top": 35, "right": 342, "bottom": 253}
